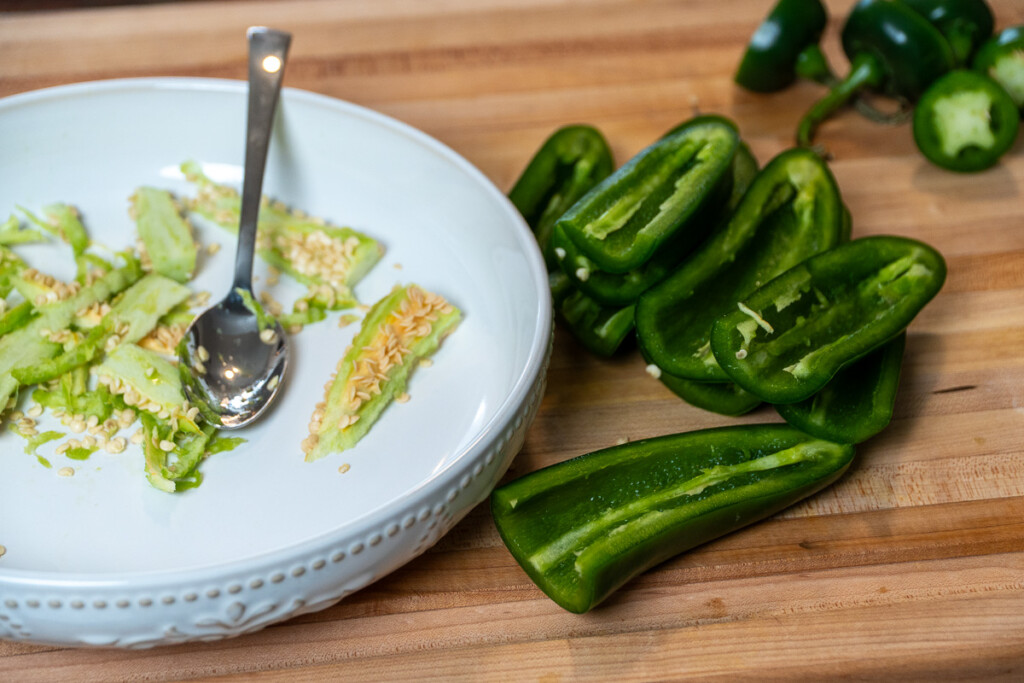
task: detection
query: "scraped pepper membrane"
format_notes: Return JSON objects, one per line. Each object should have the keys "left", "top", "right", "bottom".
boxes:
{"left": 303, "top": 284, "right": 461, "bottom": 461}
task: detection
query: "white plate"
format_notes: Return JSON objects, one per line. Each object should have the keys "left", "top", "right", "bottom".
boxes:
{"left": 0, "top": 79, "right": 550, "bottom": 648}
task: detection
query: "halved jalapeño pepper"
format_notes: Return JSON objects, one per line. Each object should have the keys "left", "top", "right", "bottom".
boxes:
{"left": 973, "top": 26, "right": 1024, "bottom": 110}
{"left": 636, "top": 148, "right": 843, "bottom": 382}
{"left": 491, "top": 424, "right": 854, "bottom": 613}
{"left": 555, "top": 117, "right": 738, "bottom": 273}
{"left": 553, "top": 142, "right": 759, "bottom": 306}
{"left": 658, "top": 373, "right": 762, "bottom": 416}
{"left": 913, "top": 69, "right": 1020, "bottom": 172}
{"left": 711, "top": 236, "right": 946, "bottom": 404}
{"left": 508, "top": 125, "right": 615, "bottom": 270}
{"left": 551, "top": 271, "right": 635, "bottom": 357}
{"left": 776, "top": 333, "right": 905, "bottom": 443}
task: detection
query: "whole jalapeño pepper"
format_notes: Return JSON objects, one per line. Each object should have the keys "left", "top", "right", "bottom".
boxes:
{"left": 509, "top": 125, "right": 615, "bottom": 270}
{"left": 711, "top": 236, "right": 946, "bottom": 404}
{"left": 636, "top": 147, "right": 843, "bottom": 382}
{"left": 491, "top": 424, "right": 854, "bottom": 613}
{"left": 797, "top": 0, "right": 955, "bottom": 147}
{"left": 552, "top": 142, "right": 759, "bottom": 307}
{"left": 555, "top": 116, "right": 738, "bottom": 273}
{"left": 776, "top": 333, "right": 906, "bottom": 443}
{"left": 973, "top": 26, "right": 1024, "bottom": 111}
{"left": 735, "top": 0, "right": 834, "bottom": 92}
{"left": 902, "top": 0, "right": 994, "bottom": 66}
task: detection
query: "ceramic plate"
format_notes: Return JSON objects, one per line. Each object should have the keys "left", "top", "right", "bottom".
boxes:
{"left": 0, "top": 79, "right": 550, "bottom": 648}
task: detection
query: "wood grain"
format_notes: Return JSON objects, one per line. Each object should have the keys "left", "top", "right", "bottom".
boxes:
{"left": 2, "top": 0, "right": 1024, "bottom": 679}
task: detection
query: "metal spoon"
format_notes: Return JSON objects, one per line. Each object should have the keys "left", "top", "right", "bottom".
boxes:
{"left": 178, "top": 27, "right": 292, "bottom": 429}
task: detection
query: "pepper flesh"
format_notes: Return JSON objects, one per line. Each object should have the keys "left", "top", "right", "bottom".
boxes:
{"left": 508, "top": 125, "right": 615, "bottom": 270}
{"left": 636, "top": 148, "right": 843, "bottom": 382}
{"left": 913, "top": 69, "right": 1020, "bottom": 172}
{"left": 555, "top": 116, "right": 738, "bottom": 273}
{"left": 777, "top": 333, "right": 905, "bottom": 443}
{"left": 491, "top": 424, "right": 854, "bottom": 613}
{"left": 711, "top": 236, "right": 946, "bottom": 404}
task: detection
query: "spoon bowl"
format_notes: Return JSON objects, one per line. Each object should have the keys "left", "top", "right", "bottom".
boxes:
{"left": 178, "top": 292, "right": 287, "bottom": 428}
{"left": 179, "top": 26, "right": 292, "bottom": 428}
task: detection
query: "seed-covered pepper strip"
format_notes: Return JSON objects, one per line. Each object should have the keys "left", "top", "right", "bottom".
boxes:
{"left": 304, "top": 284, "right": 460, "bottom": 461}
{"left": 182, "top": 160, "right": 384, "bottom": 310}
{"left": 0, "top": 257, "right": 143, "bottom": 413}
{"left": 130, "top": 187, "right": 198, "bottom": 283}
{"left": 95, "top": 344, "right": 202, "bottom": 428}
{"left": 95, "top": 344, "right": 212, "bottom": 492}
{"left": 711, "top": 236, "right": 946, "bottom": 404}
{"left": 12, "top": 273, "right": 191, "bottom": 386}
{"left": 492, "top": 424, "right": 854, "bottom": 613}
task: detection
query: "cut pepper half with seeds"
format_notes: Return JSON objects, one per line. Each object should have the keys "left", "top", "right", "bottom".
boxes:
{"left": 181, "top": 160, "right": 384, "bottom": 309}
{"left": 304, "top": 284, "right": 461, "bottom": 461}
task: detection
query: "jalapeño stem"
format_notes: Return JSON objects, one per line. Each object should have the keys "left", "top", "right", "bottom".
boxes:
{"left": 797, "top": 52, "right": 884, "bottom": 148}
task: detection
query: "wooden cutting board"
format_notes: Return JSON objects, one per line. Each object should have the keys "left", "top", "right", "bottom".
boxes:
{"left": 2, "top": 0, "right": 1023, "bottom": 679}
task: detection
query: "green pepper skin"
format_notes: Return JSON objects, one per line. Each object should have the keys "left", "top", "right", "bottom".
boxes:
{"left": 509, "top": 125, "right": 615, "bottom": 270}
{"left": 913, "top": 70, "right": 1020, "bottom": 172}
{"left": 553, "top": 142, "right": 759, "bottom": 307}
{"left": 492, "top": 424, "right": 854, "bottom": 613}
{"left": 797, "top": 0, "right": 955, "bottom": 146}
{"left": 842, "top": 0, "right": 955, "bottom": 102}
{"left": 973, "top": 26, "right": 1024, "bottom": 110}
{"left": 776, "top": 333, "right": 905, "bottom": 443}
{"left": 636, "top": 148, "right": 843, "bottom": 382}
{"left": 658, "top": 373, "right": 762, "bottom": 416}
{"left": 558, "top": 288, "right": 635, "bottom": 357}
{"left": 711, "top": 236, "right": 946, "bottom": 404}
{"left": 735, "top": 0, "right": 831, "bottom": 92}
{"left": 901, "top": 0, "right": 994, "bottom": 66}
{"left": 556, "top": 117, "right": 738, "bottom": 273}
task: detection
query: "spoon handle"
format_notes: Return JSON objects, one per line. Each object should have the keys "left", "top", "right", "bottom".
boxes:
{"left": 233, "top": 26, "right": 291, "bottom": 295}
